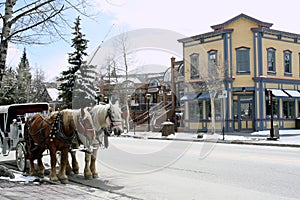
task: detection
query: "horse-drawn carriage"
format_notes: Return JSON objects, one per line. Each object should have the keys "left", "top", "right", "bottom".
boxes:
{"left": 0, "top": 103, "right": 49, "bottom": 171}
{"left": 0, "top": 101, "right": 123, "bottom": 183}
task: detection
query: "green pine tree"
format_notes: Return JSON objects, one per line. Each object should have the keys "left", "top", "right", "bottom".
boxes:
{"left": 15, "top": 48, "right": 32, "bottom": 103}
{"left": 57, "top": 16, "right": 89, "bottom": 108}
{"left": 0, "top": 67, "right": 16, "bottom": 105}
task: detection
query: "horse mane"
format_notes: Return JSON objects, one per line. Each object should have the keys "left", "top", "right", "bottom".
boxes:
{"left": 91, "top": 104, "right": 111, "bottom": 131}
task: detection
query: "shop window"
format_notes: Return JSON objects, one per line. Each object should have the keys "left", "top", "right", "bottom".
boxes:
{"left": 236, "top": 47, "right": 250, "bottom": 74}
{"left": 188, "top": 101, "right": 202, "bottom": 120}
{"left": 266, "top": 99, "right": 279, "bottom": 118}
{"left": 205, "top": 99, "right": 222, "bottom": 120}
{"left": 283, "top": 100, "right": 295, "bottom": 118}
{"left": 190, "top": 53, "right": 199, "bottom": 79}
{"left": 284, "top": 50, "right": 292, "bottom": 75}
{"left": 233, "top": 101, "right": 238, "bottom": 120}
{"left": 267, "top": 48, "right": 276, "bottom": 73}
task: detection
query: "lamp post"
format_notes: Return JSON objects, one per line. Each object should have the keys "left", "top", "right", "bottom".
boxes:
{"left": 266, "top": 89, "right": 277, "bottom": 140}
{"left": 146, "top": 93, "right": 151, "bottom": 132}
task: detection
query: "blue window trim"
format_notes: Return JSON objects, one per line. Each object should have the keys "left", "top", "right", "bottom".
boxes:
{"left": 284, "top": 50, "right": 292, "bottom": 75}
{"left": 267, "top": 47, "right": 276, "bottom": 74}
{"left": 190, "top": 53, "right": 199, "bottom": 79}
{"left": 236, "top": 47, "right": 250, "bottom": 74}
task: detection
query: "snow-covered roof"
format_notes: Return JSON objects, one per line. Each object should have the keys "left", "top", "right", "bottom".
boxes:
{"left": 46, "top": 88, "right": 60, "bottom": 101}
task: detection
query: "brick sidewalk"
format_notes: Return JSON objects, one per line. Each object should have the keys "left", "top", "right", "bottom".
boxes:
{"left": 0, "top": 180, "right": 131, "bottom": 200}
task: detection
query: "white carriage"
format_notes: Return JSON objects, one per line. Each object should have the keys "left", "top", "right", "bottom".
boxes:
{"left": 0, "top": 103, "right": 49, "bottom": 171}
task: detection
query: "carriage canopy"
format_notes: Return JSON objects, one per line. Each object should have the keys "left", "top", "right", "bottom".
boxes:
{"left": 0, "top": 103, "right": 49, "bottom": 133}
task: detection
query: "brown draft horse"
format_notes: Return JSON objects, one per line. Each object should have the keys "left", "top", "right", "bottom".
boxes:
{"left": 24, "top": 108, "right": 95, "bottom": 183}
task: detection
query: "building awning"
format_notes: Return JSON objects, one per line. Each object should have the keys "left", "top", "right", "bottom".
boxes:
{"left": 197, "top": 91, "right": 210, "bottom": 100}
{"left": 269, "top": 89, "right": 289, "bottom": 97}
{"left": 283, "top": 90, "right": 300, "bottom": 98}
{"left": 180, "top": 93, "right": 199, "bottom": 101}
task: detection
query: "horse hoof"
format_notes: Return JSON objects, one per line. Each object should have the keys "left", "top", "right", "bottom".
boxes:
{"left": 73, "top": 170, "right": 79, "bottom": 174}
{"left": 93, "top": 173, "right": 99, "bottom": 178}
{"left": 50, "top": 177, "right": 59, "bottom": 182}
{"left": 60, "top": 179, "right": 69, "bottom": 184}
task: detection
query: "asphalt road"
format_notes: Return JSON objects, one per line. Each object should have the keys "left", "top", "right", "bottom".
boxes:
{"left": 88, "top": 138, "right": 300, "bottom": 199}
{"left": 1, "top": 138, "right": 300, "bottom": 200}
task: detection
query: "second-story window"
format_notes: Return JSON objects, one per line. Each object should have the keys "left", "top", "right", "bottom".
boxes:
{"left": 284, "top": 50, "right": 292, "bottom": 74}
{"left": 190, "top": 53, "right": 199, "bottom": 79}
{"left": 208, "top": 50, "right": 217, "bottom": 74}
{"left": 267, "top": 48, "right": 276, "bottom": 73}
{"left": 236, "top": 47, "right": 250, "bottom": 73}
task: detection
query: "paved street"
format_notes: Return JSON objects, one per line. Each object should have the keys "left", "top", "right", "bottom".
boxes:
{"left": 1, "top": 132, "right": 300, "bottom": 200}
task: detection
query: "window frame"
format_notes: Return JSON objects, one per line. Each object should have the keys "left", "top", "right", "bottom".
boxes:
{"left": 284, "top": 50, "right": 292, "bottom": 75}
{"left": 208, "top": 50, "right": 217, "bottom": 75}
{"left": 283, "top": 99, "right": 295, "bottom": 119}
{"left": 236, "top": 47, "right": 250, "bottom": 74}
{"left": 267, "top": 48, "right": 276, "bottom": 74}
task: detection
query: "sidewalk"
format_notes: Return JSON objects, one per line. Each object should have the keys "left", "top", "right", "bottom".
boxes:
{"left": 122, "top": 129, "right": 300, "bottom": 148}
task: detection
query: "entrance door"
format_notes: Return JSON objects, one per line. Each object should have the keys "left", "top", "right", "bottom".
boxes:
{"left": 238, "top": 100, "right": 253, "bottom": 131}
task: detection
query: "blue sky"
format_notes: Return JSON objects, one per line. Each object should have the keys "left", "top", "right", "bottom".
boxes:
{"left": 6, "top": 0, "right": 300, "bottom": 81}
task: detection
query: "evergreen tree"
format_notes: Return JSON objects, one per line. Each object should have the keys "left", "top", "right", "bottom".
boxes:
{"left": 57, "top": 16, "right": 89, "bottom": 108}
{"left": 15, "top": 48, "right": 32, "bottom": 103}
{"left": 31, "top": 68, "right": 46, "bottom": 102}
{"left": 0, "top": 67, "right": 16, "bottom": 105}
{"left": 73, "top": 62, "right": 97, "bottom": 108}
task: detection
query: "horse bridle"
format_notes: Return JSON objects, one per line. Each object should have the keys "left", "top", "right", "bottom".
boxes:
{"left": 76, "top": 115, "right": 94, "bottom": 140}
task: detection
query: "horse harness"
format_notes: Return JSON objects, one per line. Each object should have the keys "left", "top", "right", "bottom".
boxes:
{"left": 27, "top": 112, "right": 76, "bottom": 151}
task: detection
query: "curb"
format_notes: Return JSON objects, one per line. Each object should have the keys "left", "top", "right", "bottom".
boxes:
{"left": 121, "top": 135, "right": 300, "bottom": 148}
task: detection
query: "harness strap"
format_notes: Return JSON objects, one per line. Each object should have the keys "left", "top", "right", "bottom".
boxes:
{"left": 49, "top": 112, "right": 76, "bottom": 149}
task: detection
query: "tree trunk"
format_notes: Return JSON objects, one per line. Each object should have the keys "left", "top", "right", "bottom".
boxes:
{"left": 0, "top": 0, "right": 16, "bottom": 82}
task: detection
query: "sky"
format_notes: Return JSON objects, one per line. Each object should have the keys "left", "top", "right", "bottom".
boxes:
{"left": 6, "top": 0, "right": 300, "bottom": 82}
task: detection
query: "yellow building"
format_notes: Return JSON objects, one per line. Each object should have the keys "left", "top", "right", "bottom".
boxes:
{"left": 178, "top": 13, "right": 300, "bottom": 132}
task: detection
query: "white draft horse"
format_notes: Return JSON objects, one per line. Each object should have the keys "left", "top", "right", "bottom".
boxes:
{"left": 24, "top": 108, "right": 95, "bottom": 183}
{"left": 67, "top": 101, "right": 123, "bottom": 179}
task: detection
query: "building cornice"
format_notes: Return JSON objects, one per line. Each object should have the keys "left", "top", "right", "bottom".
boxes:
{"left": 178, "top": 29, "right": 233, "bottom": 43}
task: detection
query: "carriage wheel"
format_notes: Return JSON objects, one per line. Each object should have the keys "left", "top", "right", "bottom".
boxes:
{"left": 16, "top": 141, "right": 28, "bottom": 172}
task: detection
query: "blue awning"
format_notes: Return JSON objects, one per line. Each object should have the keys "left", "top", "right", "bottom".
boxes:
{"left": 180, "top": 93, "right": 199, "bottom": 101}
{"left": 197, "top": 91, "right": 210, "bottom": 100}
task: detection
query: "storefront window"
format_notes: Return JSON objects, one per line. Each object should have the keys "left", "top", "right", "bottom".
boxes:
{"left": 189, "top": 101, "right": 202, "bottom": 120}
{"left": 205, "top": 99, "right": 222, "bottom": 120}
{"left": 283, "top": 100, "right": 295, "bottom": 118}
{"left": 266, "top": 99, "right": 279, "bottom": 118}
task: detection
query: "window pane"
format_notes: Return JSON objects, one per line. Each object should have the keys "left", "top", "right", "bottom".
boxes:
{"left": 267, "top": 50, "right": 275, "bottom": 72}
{"left": 190, "top": 54, "right": 199, "bottom": 79}
{"left": 284, "top": 52, "right": 292, "bottom": 73}
{"left": 189, "top": 101, "right": 202, "bottom": 120}
{"left": 237, "top": 49, "right": 249, "bottom": 72}
{"left": 283, "top": 100, "right": 295, "bottom": 118}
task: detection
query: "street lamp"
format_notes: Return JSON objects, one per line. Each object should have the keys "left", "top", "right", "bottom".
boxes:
{"left": 266, "top": 89, "right": 277, "bottom": 140}
{"left": 146, "top": 93, "right": 151, "bottom": 132}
